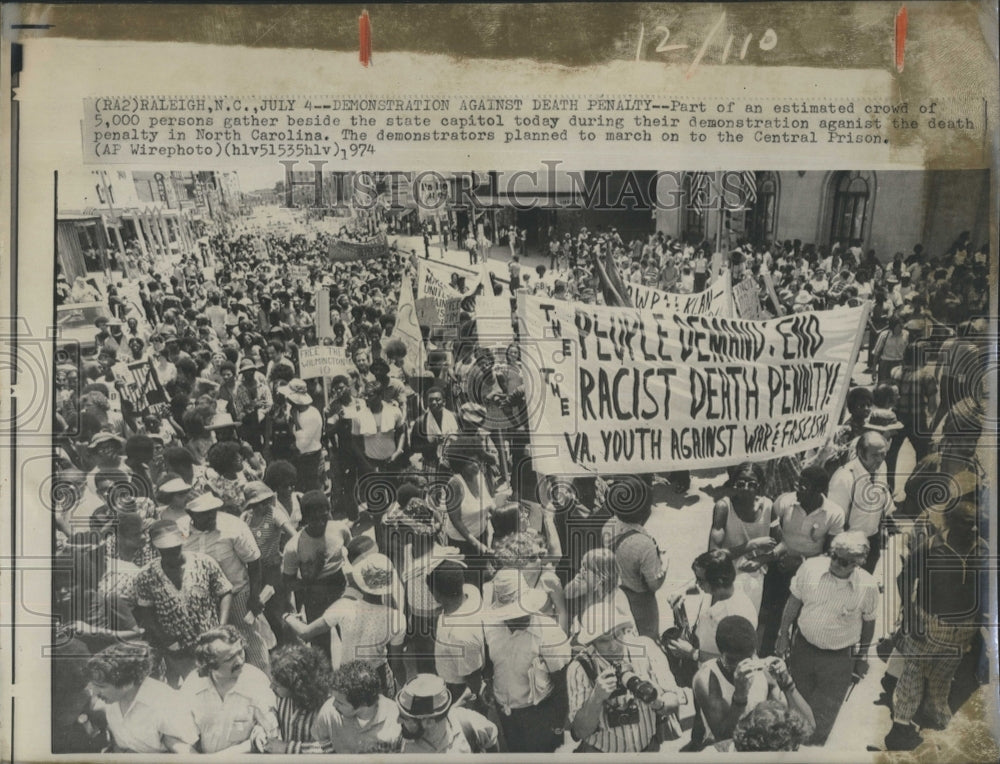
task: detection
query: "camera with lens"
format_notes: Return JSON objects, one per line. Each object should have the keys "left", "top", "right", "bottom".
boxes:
{"left": 737, "top": 657, "right": 769, "bottom": 675}
{"left": 614, "top": 663, "right": 659, "bottom": 704}
{"left": 605, "top": 697, "right": 641, "bottom": 728}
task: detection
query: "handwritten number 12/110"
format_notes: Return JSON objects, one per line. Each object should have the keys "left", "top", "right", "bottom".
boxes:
{"left": 639, "top": 12, "right": 777, "bottom": 71}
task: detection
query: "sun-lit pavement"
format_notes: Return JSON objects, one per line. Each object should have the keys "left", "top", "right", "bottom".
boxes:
{"left": 388, "top": 228, "right": 927, "bottom": 752}
{"left": 282, "top": 222, "right": 984, "bottom": 755}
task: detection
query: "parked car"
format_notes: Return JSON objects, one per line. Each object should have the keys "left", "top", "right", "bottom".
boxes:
{"left": 56, "top": 301, "right": 110, "bottom": 359}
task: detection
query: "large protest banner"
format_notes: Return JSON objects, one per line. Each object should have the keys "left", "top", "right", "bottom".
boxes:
{"left": 326, "top": 233, "right": 390, "bottom": 262}
{"left": 732, "top": 275, "right": 763, "bottom": 319}
{"left": 625, "top": 270, "right": 734, "bottom": 317}
{"left": 297, "top": 345, "right": 353, "bottom": 380}
{"left": 517, "top": 294, "right": 869, "bottom": 475}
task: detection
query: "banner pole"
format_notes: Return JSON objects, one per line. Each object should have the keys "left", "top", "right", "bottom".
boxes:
{"left": 823, "top": 301, "right": 872, "bottom": 443}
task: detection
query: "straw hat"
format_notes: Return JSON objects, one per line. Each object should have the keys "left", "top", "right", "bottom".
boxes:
{"left": 186, "top": 493, "right": 224, "bottom": 513}
{"left": 346, "top": 553, "right": 396, "bottom": 596}
{"left": 278, "top": 378, "right": 312, "bottom": 405}
{"left": 396, "top": 674, "right": 452, "bottom": 719}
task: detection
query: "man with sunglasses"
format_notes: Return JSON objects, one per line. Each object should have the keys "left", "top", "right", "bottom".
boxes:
{"left": 774, "top": 531, "right": 879, "bottom": 745}
{"left": 758, "top": 465, "right": 846, "bottom": 656}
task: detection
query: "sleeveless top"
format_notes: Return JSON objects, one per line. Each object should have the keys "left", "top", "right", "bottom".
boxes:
{"left": 697, "top": 660, "right": 770, "bottom": 744}
{"left": 720, "top": 496, "right": 773, "bottom": 556}
{"left": 446, "top": 472, "right": 493, "bottom": 541}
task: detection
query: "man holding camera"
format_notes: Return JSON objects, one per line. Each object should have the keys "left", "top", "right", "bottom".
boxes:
{"left": 567, "top": 605, "right": 682, "bottom": 752}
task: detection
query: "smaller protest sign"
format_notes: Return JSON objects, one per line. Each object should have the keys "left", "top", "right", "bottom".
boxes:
{"left": 111, "top": 360, "right": 170, "bottom": 418}
{"left": 625, "top": 270, "right": 734, "bottom": 317}
{"left": 287, "top": 265, "right": 310, "bottom": 283}
{"left": 733, "top": 276, "right": 763, "bottom": 320}
{"left": 761, "top": 271, "right": 785, "bottom": 316}
{"left": 297, "top": 345, "right": 353, "bottom": 380}
{"left": 415, "top": 261, "right": 464, "bottom": 329}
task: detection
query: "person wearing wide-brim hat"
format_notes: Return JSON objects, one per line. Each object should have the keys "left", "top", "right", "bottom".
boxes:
{"left": 277, "top": 378, "right": 323, "bottom": 493}
{"left": 84, "top": 431, "right": 128, "bottom": 495}
{"left": 395, "top": 673, "right": 499, "bottom": 753}
{"left": 285, "top": 552, "right": 405, "bottom": 696}
{"left": 480, "top": 569, "right": 571, "bottom": 753}
{"left": 240, "top": 480, "right": 295, "bottom": 639}
{"left": 155, "top": 473, "right": 193, "bottom": 525}
{"left": 89, "top": 431, "right": 125, "bottom": 453}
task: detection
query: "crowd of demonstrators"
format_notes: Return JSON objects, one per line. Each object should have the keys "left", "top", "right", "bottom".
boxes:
{"left": 50, "top": 211, "right": 990, "bottom": 755}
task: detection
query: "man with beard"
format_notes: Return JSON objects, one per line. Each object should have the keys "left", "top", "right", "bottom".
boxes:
{"left": 396, "top": 674, "right": 498, "bottom": 753}
{"left": 182, "top": 626, "right": 279, "bottom": 754}
{"left": 182, "top": 493, "right": 269, "bottom": 674}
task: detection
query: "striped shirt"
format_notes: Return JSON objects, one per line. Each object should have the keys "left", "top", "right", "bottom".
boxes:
{"left": 567, "top": 635, "right": 677, "bottom": 753}
{"left": 275, "top": 696, "right": 330, "bottom": 754}
{"left": 789, "top": 556, "right": 878, "bottom": 650}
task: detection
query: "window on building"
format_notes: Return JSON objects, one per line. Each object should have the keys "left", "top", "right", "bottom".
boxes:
{"left": 830, "top": 171, "right": 872, "bottom": 244}
{"left": 750, "top": 172, "right": 778, "bottom": 245}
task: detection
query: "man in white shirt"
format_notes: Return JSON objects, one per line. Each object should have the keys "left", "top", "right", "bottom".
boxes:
{"left": 827, "top": 432, "right": 893, "bottom": 574}
{"left": 85, "top": 643, "right": 198, "bottom": 753}
{"left": 351, "top": 379, "right": 406, "bottom": 473}
{"left": 183, "top": 493, "right": 269, "bottom": 674}
{"left": 429, "top": 560, "right": 486, "bottom": 703}
{"left": 775, "top": 531, "right": 878, "bottom": 744}
{"left": 482, "top": 576, "right": 572, "bottom": 752}
{"left": 182, "top": 626, "right": 279, "bottom": 753}
{"left": 278, "top": 378, "right": 324, "bottom": 492}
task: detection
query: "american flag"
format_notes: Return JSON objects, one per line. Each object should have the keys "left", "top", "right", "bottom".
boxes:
{"left": 737, "top": 170, "right": 758, "bottom": 209}
{"left": 688, "top": 171, "right": 758, "bottom": 212}
{"left": 687, "top": 171, "right": 714, "bottom": 215}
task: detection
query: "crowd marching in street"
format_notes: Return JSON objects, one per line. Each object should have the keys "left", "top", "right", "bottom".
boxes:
{"left": 51, "top": 206, "right": 991, "bottom": 755}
